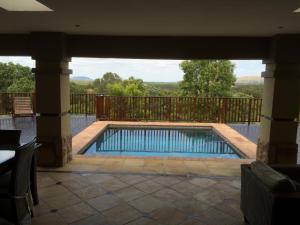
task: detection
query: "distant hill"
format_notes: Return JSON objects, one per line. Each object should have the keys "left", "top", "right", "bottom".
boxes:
{"left": 71, "top": 76, "right": 93, "bottom": 81}
{"left": 236, "top": 76, "right": 263, "bottom": 85}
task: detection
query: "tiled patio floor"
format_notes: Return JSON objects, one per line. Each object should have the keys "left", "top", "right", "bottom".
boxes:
{"left": 33, "top": 171, "right": 245, "bottom": 225}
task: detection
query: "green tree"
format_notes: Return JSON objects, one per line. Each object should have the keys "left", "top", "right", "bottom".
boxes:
{"left": 70, "top": 81, "right": 90, "bottom": 93}
{"left": 7, "top": 77, "right": 35, "bottom": 92}
{"left": 106, "top": 76, "right": 147, "bottom": 96}
{"left": 232, "top": 84, "right": 263, "bottom": 98}
{"left": 106, "top": 83, "right": 125, "bottom": 96}
{"left": 180, "top": 60, "right": 236, "bottom": 97}
{"left": 93, "top": 72, "right": 122, "bottom": 94}
{"left": 0, "top": 62, "right": 34, "bottom": 92}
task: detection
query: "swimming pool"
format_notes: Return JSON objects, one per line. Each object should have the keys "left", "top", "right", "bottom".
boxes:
{"left": 83, "top": 126, "right": 242, "bottom": 158}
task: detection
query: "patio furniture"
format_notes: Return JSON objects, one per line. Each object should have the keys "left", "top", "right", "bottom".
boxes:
{"left": 0, "top": 130, "right": 21, "bottom": 149}
{"left": 12, "top": 97, "right": 34, "bottom": 118}
{"left": 0, "top": 135, "right": 40, "bottom": 205}
{"left": 241, "top": 161, "right": 300, "bottom": 225}
{"left": 0, "top": 140, "right": 39, "bottom": 225}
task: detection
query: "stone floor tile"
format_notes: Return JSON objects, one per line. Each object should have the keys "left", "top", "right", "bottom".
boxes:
{"left": 126, "top": 216, "right": 160, "bottom": 225}
{"left": 48, "top": 172, "right": 83, "bottom": 182}
{"left": 152, "top": 176, "right": 182, "bottom": 186}
{"left": 72, "top": 185, "right": 106, "bottom": 200}
{"left": 214, "top": 199, "right": 243, "bottom": 219}
{"left": 140, "top": 166, "right": 166, "bottom": 174}
{"left": 211, "top": 181, "right": 240, "bottom": 199}
{"left": 124, "top": 159, "right": 145, "bottom": 167}
{"left": 152, "top": 188, "right": 185, "bottom": 204}
{"left": 37, "top": 175, "right": 57, "bottom": 188}
{"left": 102, "top": 158, "right": 125, "bottom": 167}
{"left": 103, "top": 204, "right": 141, "bottom": 225}
{"left": 58, "top": 202, "right": 97, "bottom": 224}
{"left": 134, "top": 180, "right": 165, "bottom": 194}
{"left": 39, "top": 184, "right": 70, "bottom": 199}
{"left": 70, "top": 213, "right": 112, "bottom": 225}
{"left": 195, "top": 207, "right": 242, "bottom": 225}
{"left": 117, "top": 174, "right": 147, "bottom": 185}
{"left": 31, "top": 212, "right": 67, "bottom": 225}
{"left": 183, "top": 160, "right": 207, "bottom": 168}
{"left": 87, "top": 193, "right": 123, "bottom": 212}
{"left": 163, "top": 159, "right": 185, "bottom": 167}
{"left": 180, "top": 218, "right": 206, "bottom": 225}
{"left": 173, "top": 198, "right": 210, "bottom": 216}
{"left": 144, "top": 159, "right": 164, "bottom": 167}
{"left": 100, "top": 178, "right": 129, "bottom": 191}
{"left": 83, "top": 173, "right": 115, "bottom": 184}
{"left": 43, "top": 192, "right": 81, "bottom": 210}
{"left": 222, "top": 179, "right": 241, "bottom": 190}
{"left": 61, "top": 176, "right": 91, "bottom": 191}
{"left": 32, "top": 171, "right": 247, "bottom": 225}
{"left": 194, "top": 189, "right": 227, "bottom": 206}
{"left": 114, "top": 186, "right": 146, "bottom": 201}
{"left": 171, "top": 181, "right": 200, "bottom": 196}
{"left": 150, "top": 207, "right": 187, "bottom": 225}
{"left": 33, "top": 200, "right": 52, "bottom": 217}
{"left": 164, "top": 166, "right": 189, "bottom": 175}
{"left": 189, "top": 177, "right": 217, "bottom": 188}
{"left": 129, "top": 195, "right": 166, "bottom": 213}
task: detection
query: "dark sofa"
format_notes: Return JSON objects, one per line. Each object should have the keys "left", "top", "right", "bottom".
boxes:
{"left": 241, "top": 162, "right": 300, "bottom": 225}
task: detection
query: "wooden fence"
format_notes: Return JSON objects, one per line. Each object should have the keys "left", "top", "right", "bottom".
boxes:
{"left": 96, "top": 96, "right": 263, "bottom": 124}
{"left": 0, "top": 93, "right": 264, "bottom": 123}
{"left": 0, "top": 93, "right": 96, "bottom": 116}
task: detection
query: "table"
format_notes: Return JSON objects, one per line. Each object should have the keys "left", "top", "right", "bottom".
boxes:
{"left": 0, "top": 148, "right": 39, "bottom": 205}
{"left": 0, "top": 150, "right": 15, "bottom": 175}
{"left": 0, "top": 151, "right": 15, "bottom": 164}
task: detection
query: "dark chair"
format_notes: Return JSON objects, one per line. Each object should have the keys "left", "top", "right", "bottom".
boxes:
{"left": 0, "top": 140, "right": 39, "bottom": 225}
{"left": 0, "top": 130, "right": 21, "bottom": 149}
{"left": 241, "top": 162, "right": 300, "bottom": 225}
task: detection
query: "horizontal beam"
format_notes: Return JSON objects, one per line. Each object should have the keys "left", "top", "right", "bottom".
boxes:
{"left": 0, "top": 34, "right": 31, "bottom": 56}
{"left": 0, "top": 33, "right": 271, "bottom": 59}
{"left": 67, "top": 35, "right": 271, "bottom": 59}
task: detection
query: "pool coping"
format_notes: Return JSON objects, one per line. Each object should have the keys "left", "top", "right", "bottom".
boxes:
{"left": 72, "top": 121, "right": 257, "bottom": 159}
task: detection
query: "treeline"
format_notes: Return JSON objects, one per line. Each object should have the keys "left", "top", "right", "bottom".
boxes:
{"left": 0, "top": 61, "right": 263, "bottom": 98}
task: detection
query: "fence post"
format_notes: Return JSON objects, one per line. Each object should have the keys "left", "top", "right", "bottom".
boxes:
{"left": 31, "top": 92, "right": 36, "bottom": 115}
{"left": 247, "top": 98, "right": 252, "bottom": 126}
{"left": 193, "top": 96, "right": 197, "bottom": 121}
{"left": 96, "top": 95, "right": 106, "bottom": 120}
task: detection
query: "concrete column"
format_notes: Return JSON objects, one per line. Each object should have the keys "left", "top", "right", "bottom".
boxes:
{"left": 257, "top": 35, "right": 300, "bottom": 164}
{"left": 31, "top": 33, "right": 72, "bottom": 167}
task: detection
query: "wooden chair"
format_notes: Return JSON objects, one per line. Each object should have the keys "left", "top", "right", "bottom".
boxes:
{"left": 12, "top": 97, "right": 34, "bottom": 118}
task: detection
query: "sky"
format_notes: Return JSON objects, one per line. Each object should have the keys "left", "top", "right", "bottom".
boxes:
{"left": 0, "top": 57, "right": 265, "bottom": 82}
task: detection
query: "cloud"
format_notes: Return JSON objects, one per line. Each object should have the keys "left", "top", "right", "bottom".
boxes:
{"left": 231, "top": 60, "right": 265, "bottom": 77}
{"left": 0, "top": 57, "right": 264, "bottom": 81}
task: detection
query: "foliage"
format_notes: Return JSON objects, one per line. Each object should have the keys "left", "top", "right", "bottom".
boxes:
{"left": 145, "top": 82, "right": 181, "bottom": 96}
{"left": 93, "top": 72, "right": 122, "bottom": 94}
{"left": 232, "top": 84, "right": 263, "bottom": 98}
{"left": 70, "top": 82, "right": 90, "bottom": 93}
{"left": 107, "top": 76, "right": 147, "bottom": 96}
{"left": 0, "top": 62, "right": 34, "bottom": 92}
{"left": 7, "top": 77, "right": 35, "bottom": 92}
{"left": 180, "top": 60, "right": 236, "bottom": 97}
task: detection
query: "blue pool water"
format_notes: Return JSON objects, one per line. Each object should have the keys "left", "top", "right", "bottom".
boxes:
{"left": 83, "top": 127, "right": 242, "bottom": 158}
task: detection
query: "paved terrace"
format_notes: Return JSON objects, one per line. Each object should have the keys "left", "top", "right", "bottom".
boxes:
{"left": 32, "top": 170, "right": 244, "bottom": 225}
